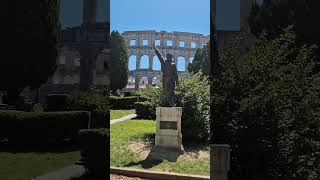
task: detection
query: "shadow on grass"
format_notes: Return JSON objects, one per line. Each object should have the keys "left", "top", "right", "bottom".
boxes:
{"left": 182, "top": 141, "right": 210, "bottom": 153}
{"left": 123, "top": 146, "right": 182, "bottom": 169}
{"left": 138, "top": 132, "right": 155, "bottom": 142}
{"left": 123, "top": 152, "right": 163, "bottom": 169}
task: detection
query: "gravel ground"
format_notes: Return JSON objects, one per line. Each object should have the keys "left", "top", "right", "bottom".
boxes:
{"left": 110, "top": 174, "right": 147, "bottom": 180}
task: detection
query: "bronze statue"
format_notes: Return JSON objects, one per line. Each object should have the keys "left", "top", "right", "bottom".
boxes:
{"left": 153, "top": 43, "right": 178, "bottom": 107}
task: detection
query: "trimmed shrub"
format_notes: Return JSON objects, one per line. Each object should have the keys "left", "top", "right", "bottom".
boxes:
{"left": 31, "top": 103, "right": 44, "bottom": 112}
{"left": 134, "top": 102, "right": 155, "bottom": 119}
{"left": 133, "top": 87, "right": 163, "bottom": 119}
{"left": 47, "top": 94, "right": 69, "bottom": 111}
{"left": 67, "top": 91, "right": 109, "bottom": 128}
{"left": 133, "top": 87, "right": 164, "bottom": 103}
{"left": 0, "top": 110, "right": 90, "bottom": 144}
{"left": 123, "top": 91, "right": 132, "bottom": 97}
{"left": 110, "top": 96, "right": 138, "bottom": 109}
{"left": 79, "top": 128, "right": 109, "bottom": 179}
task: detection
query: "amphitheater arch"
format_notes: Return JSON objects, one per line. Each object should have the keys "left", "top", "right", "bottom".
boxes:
{"left": 177, "top": 56, "right": 186, "bottom": 72}
{"left": 139, "top": 77, "right": 148, "bottom": 89}
{"left": 129, "top": 55, "right": 137, "bottom": 70}
{"left": 152, "top": 56, "right": 161, "bottom": 70}
{"left": 121, "top": 30, "right": 210, "bottom": 90}
{"left": 189, "top": 57, "right": 194, "bottom": 63}
{"left": 140, "top": 55, "right": 149, "bottom": 69}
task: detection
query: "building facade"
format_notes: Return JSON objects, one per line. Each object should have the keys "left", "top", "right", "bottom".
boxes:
{"left": 21, "top": 0, "right": 110, "bottom": 102}
{"left": 122, "top": 31, "right": 210, "bottom": 90}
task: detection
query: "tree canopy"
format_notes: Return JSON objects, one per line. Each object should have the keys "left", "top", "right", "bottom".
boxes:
{"left": 1, "top": 1, "right": 60, "bottom": 105}
{"left": 188, "top": 41, "right": 210, "bottom": 76}
{"left": 110, "top": 31, "right": 129, "bottom": 93}
{"left": 249, "top": 0, "right": 320, "bottom": 46}
{"left": 213, "top": 28, "right": 320, "bottom": 180}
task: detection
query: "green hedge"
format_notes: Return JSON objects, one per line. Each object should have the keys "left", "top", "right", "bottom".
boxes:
{"left": 110, "top": 96, "right": 138, "bottom": 109}
{"left": 67, "top": 91, "right": 109, "bottom": 128}
{"left": 79, "top": 128, "right": 109, "bottom": 179}
{"left": 134, "top": 102, "right": 155, "bottom": 119}
{"left": 47, "top": 94, "right": 69, "bottom": 111}
{"left": 0, "top": 110, "right": 90, "bottom": 144}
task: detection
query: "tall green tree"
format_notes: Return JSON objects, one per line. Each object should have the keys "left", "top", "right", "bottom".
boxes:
{"left": 213, "top": 28, "right": 320, "bottom": 180}
{"left": 110, "top": 31, "right": 128, "bottom": 94}
{"left": 249, "top": 0, "right": 320, "bottom": 46}
{"left": 188, "top": 42, "right": 210, "bottom": 76}
{"left": 1, "top": 1, "right": 60, "bottom": 105}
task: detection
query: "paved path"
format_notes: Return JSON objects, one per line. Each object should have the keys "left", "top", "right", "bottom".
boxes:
{"left": 110, "top": 114, "right": 137, "bottom": 125}
{"left": 32, "top": 164, "right": 86, "bottom": 180}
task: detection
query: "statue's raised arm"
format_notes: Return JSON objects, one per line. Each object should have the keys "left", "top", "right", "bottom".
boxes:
{"left": 153, "top": 42, "right": 165, "bottom": 64}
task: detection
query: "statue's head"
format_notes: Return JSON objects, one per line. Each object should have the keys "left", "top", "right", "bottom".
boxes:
{"left": 166, "top": 54, "right": 173, "bottom": 62}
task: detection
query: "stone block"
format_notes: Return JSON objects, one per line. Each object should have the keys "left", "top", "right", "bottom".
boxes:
{"left": 155, "top": 107, "right": 182, "bottom": 151}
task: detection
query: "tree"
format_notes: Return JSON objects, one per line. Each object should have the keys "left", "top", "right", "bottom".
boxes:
{"left": 110, "top": 31, "right": 128, "bottom": 94}
{"left": 213, "top": 27, "right": 320, "bottom": 180}
{"left": 1, "top": 1, "right": 60, "bottom": 105}
{"left": 249, "top": 0, "right": 320, "bottom": 46}
{"left": 188, "top": 42, "right": 210, "bottom": 76}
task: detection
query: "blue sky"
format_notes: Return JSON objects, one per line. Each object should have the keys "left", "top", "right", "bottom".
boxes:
{"left": 111, "top": 0, "right": 210, "bottom": 71}
{"left": 110, "top": 0, "right": 210, "bottom": 35}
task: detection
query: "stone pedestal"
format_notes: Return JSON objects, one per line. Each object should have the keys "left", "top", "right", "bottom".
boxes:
{"left": 155, "top": 107, "right": 182, "bottom": 149}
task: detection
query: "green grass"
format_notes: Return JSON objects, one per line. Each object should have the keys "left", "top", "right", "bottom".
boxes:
{"left": 110, "top": 120, "right": 210, "bottom": 176}
{"left": 0, "top": 151, "right": 80, "bottom": 180}
{"left": 110, "top": 109, "right": 135, "bottom": 120}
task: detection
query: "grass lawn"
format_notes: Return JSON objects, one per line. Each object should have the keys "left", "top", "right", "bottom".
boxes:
{"left": 110, "top": 120, "right": 210, "bottom": 176}
{"left": 0, "top": 144, "right": 80, "bottom": 180}
{"left": 110, "top": 109, "right": 135, "bottom": 120}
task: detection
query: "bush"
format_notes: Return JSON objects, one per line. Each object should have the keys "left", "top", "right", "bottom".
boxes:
{"left": 47, "top": 94, "right": 69, "bottom": 111}
{"left": 176, "top": 72, "right": 210, "bottom": 140}
{"left": 31, "top": 103, "right": 44, "bottom": 112}
{"left": 134, "top": 74, "right": 210, "bottom": 141}
{"left": 133, "top": 87, "right": 163, "bottom": 119}
{"left": 123, "top": 91, "right": 132, "bottom": 97}
{"left": 133, "top": 87, "right": 164, "bottom": 103}
{"left": 110, "top": 96, "right": 138, "bottom": 109}
{"left": 212, "top": 28, "right": 320, "bottom": 180}
{"left": 79, "top": 128, "right": 109, "bottom": 179}
{"left": 134, "top": 102, "right": 155, "bottom": 119}
{"left": 0, "top": 110, "right": 90, "bottom": 144}
{"left": 67, "top": 91, "right": 109, "bottom": 128}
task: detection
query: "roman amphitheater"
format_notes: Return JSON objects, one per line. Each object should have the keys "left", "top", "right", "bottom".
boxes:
{"left": 122, "top": 30, "right": 209, "bottom": 90}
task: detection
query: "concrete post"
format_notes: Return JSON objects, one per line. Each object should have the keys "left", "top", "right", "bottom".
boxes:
{"left": 211, "top": 144, "right": 230, "bottom": 180}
